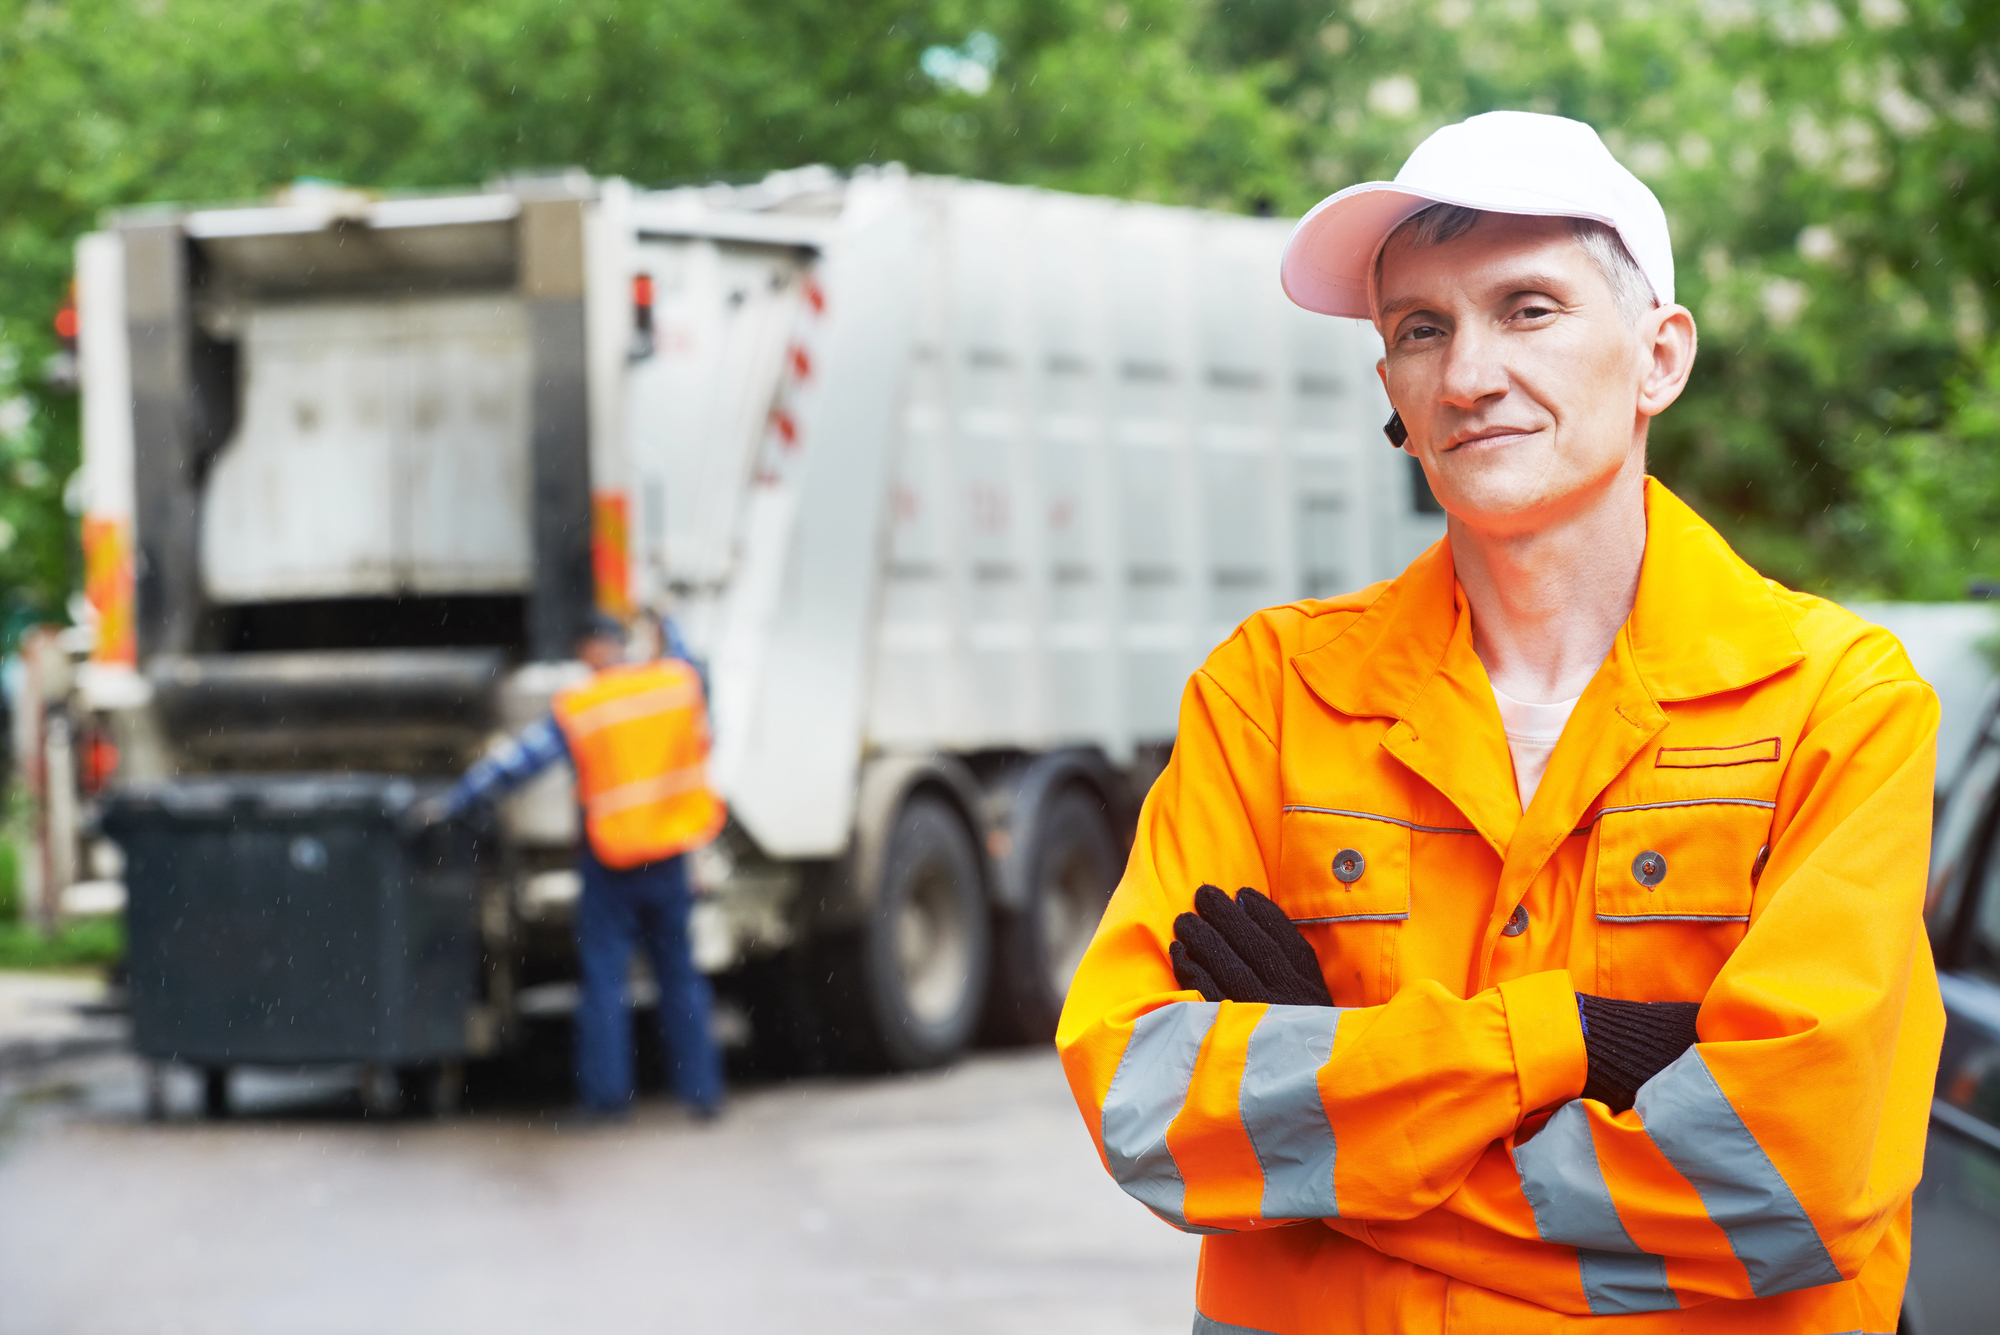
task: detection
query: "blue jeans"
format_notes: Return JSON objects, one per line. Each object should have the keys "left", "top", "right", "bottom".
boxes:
{"left": 573, "top": 850, "right": 723, "bottom": 1112}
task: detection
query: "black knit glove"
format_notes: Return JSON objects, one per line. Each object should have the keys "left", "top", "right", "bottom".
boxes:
{"left": 1576, "top": 993, "right": 1701, "bottom": 1113}
{"left": 1170, "top": 885, "right": 1335, "bottom": 1007}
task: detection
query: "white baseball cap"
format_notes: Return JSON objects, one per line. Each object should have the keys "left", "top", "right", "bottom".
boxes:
{"left": 1279, "top": 110, "right": 1674, "bottom": 320}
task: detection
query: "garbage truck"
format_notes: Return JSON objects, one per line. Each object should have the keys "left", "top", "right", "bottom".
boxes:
{"left": 38, "top": 165, "right": 1442, "bottom": 1090}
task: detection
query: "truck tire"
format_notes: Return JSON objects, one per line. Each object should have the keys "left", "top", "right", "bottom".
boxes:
{"left": 984, "top": 785, "right": 1121, "bottom": 1044}
{"left": 822, "top": 794, "right": 990, "bottom": 1071}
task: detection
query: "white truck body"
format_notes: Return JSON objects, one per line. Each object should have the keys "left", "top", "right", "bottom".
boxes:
{"left": 631, "top": 171, "right": 1438, "bottom": 859}
{"left": 77, "top": 168, "right": 1436, "bottom": 860}
{"left": 57, "top": 169, "right": 1439, "bottom": 1068}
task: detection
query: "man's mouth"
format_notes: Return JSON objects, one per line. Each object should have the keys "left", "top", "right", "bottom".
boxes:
{"left": 1442, "top": 425, "right": 1538, "bottom": 451}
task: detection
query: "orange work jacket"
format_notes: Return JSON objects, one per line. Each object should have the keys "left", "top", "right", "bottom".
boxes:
{"left": 1058, "top": 479, "right": 1943, "bottom": 1334}
{"left": 551, "top": 659, "right": 723, "bottom": 870}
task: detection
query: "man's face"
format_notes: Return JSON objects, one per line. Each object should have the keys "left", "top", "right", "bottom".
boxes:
{"left": 1375, "top": 214, "right": 1661, "bottom": 536}
{"left": 578, "top": 633, "right": 625, "bottom": 671}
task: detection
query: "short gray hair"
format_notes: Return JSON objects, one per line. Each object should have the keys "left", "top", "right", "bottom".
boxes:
{"left": 1376, "top": 203, "right": 1656, "bottom": 325}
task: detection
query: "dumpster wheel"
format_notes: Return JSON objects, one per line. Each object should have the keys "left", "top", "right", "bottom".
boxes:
{"left": 201, "top": 1066, "right": 230, "bottom": 1120}
{"left": 396, "top": 1061, "right": 464, "bottom": 1118}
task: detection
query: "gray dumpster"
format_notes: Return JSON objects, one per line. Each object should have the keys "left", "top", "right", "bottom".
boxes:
{"left": 102, "top": 774, "right": 494, "bottom": 1117}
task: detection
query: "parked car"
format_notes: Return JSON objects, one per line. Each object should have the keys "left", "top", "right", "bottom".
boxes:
{"left": 1906, "top": 686, "right": 2000, "bottom": 1333}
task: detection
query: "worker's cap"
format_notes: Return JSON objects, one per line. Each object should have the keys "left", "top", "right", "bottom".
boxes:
{"left": 1279, "top": 110, "right": 1674, "bottom": 321}
{"left": 580, "top": 610, "right": 628, "bottom": 643}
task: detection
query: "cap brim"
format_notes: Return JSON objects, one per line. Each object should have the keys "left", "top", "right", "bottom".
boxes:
{"left": 1280, "top": 184, "right": 1434, "bottom": 320}
{"left": 1280, "top": 180, "right": 1624, "bottom": 320}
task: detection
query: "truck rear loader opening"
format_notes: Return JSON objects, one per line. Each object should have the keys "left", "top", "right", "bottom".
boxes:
{"left": 25, "top": 167, "right": 1441, "bottom": 1111}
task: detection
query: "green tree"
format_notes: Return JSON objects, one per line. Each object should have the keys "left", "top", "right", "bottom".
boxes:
{"left": 0, "top": 0, "right": 1291, "bottom": 631}
{"left": 1172, "top": 0, "right": 2000, "bottom": 596}
{"left": 2, "top": 0, "right": 1997, "bottom": 621}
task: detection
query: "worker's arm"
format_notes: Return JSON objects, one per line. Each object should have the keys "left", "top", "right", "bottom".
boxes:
{"left": 1343, "top": 666, "right": 1944, "bottom": 1314}
{"left": 1056, "top": 648, "right": 1589, "bottom": 1235}
{"left": 1170, "top": 889, "right": 1697, "bottom": 1114}
{"left": 1059, "top": 624, "right": 1942, "bottom": 1310}
{"left": 437, "top": 715, "right": 570, "bottom": 820}
{"left": 659, "top": 615, "right": 712, "bottom": 701}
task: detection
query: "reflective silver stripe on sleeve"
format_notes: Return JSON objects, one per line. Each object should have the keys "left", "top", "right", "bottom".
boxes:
{"left": 1193, "top": 1311, "right": 1284, "bottom": 1335}
{"left": 1239, "top": 1005, "right": 1344, "bottom": 1219}
{"left": 1101, "top": 1002, "right": 1222, "bottom": 1233}
{"left": 1577, "top": 1249, "right": 1678, "bottom": 1315}
{"left": 1635, "top": 1050, "right": 1842, "bottom": 1296}
{"left": 1513, "top": 1100, "right": 1678, "bottom": 1314}
{"left": 1147, "top": 1205, "right": 1232, "bottom": 1235}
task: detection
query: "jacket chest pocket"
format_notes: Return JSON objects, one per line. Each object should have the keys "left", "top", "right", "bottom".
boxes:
{"left": 1276, "top": 809, "right": 1413, "bottom": 923}
{"left": 1592, "top": 800, "right": 1773, "bottom": 924}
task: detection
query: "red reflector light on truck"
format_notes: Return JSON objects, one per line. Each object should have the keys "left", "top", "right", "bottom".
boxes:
{"left": 629, "top": 273, "right": 655, "bottom": 361}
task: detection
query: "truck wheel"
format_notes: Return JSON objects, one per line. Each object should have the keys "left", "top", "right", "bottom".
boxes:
{"left": 984, "top": 786, "right": 1121, "bottom": 1044}
{"left": 824, "top": 794, "right": 990, "bottom": 1071}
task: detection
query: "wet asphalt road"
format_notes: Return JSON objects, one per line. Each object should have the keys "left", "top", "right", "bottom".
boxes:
{"left": 0, "top": 1046, "right": 1198, "bottom": 1335}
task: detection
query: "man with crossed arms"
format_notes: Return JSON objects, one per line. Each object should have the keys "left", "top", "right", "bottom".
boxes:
{"left": 1059, "top": 111, "right": 1941, "bottom": 1333}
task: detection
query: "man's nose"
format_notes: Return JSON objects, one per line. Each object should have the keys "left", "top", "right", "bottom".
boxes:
{"left": 1436, "top": 322, "right": 1508, "bottom": 410}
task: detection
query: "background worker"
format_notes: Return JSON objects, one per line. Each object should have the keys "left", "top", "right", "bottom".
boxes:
{"left": 1058, "top": 111, "right": 1942, "bottom": 1333}
{"left": 431, "top": 611, "right": 726, "bottom": 1121}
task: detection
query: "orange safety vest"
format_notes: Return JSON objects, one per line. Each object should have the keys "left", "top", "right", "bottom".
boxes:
{"left": 551, "top": 659, "right": 723, "bottom": 870}
{"left": 1058, "top": 479, "right": 1943, "bottom": 1334}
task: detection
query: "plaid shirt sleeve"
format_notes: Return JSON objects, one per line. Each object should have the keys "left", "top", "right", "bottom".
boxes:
{"left": 441, "top": 714, "right": 569, "bottom": 818}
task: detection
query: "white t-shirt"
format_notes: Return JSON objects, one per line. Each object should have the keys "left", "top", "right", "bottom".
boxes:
{"left": 1489, "top": 682, "right": 1582, "bottom": 811}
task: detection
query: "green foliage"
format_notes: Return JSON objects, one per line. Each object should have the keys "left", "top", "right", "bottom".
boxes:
{"left": 1853, "top": 340, "right": 2000, "bottom": 598}
{"left": 0, "top": 837, "right": 16, "bottom": 920}
{"left": 1175, "top": 0, "right": 2000, "bottom": 596}
{"left": 0, "top": 916, "right": 123, "bottom": 971}
{"left": 0, "top": 336, "right": 74, "bottom": 649}
{"left": 1, "top": 0, "right": 1997, "bottom": 607}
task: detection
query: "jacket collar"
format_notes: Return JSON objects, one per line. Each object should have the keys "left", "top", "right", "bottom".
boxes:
{"left": 1621, "top": 480, "right": 1806, "bottom": 701}
{"left": 1293, "top": 477, "right": 1804, "bottom": 722}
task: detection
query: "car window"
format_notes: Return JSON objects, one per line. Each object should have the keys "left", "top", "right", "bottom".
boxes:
{"left": 1931, "top": 739, "right": 2000, "bottom": 944}
{"left": 1937, "top": 741, "right": 2000, "bottom": 878}
{"left": 1965, "top": 819, "right": 2000, "bottom": 985}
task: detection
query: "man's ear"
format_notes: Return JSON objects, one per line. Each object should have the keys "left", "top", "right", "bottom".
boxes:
{"left": 1375, "top": 356, "right": 1389, "bottom": 392}
{"left": 1637, "top": 305, "right": 1697, "bottom": 420}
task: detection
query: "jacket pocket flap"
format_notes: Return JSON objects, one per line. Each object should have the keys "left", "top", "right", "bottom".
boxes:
{"left": 1277, "top": 807, "right": 1413, "bottom": 922}
{"left": 1593, "top": 800, "right": 1771, "bottom": 922}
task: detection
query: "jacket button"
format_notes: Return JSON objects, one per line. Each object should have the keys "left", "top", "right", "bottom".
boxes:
{"left": 1752, "top": 844, "right": 1771, "bottom": 883}
{"left": 1331, "top": 849, "right": 1366, "bottom": 884}
{"left": 1502, "top": 904, "right": 1529, "bottom": 937}
{"left": 1632, "top": 850, "right": 1668, "bottom": 888}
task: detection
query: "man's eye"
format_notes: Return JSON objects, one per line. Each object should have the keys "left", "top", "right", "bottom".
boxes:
{"left": 1516, "top": 304, "right": 1557, "bottom": 320}
{"left": 1403, "top": 323, "right": 1443, "bottom": 342}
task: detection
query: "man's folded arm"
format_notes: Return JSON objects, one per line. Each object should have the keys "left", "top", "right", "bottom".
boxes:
{"left": 1056, "top": 662, "right": 1588, "bottom": 1235}
{"left": 1337, "top": 674, "right": 1945, "bottom": 1315}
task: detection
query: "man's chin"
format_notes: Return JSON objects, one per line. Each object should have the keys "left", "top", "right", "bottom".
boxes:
{"left": 1440, "top": 475, "right": 1640, "bottom": 540}
{"left": 1429, "top": 472, "right": 1557, "bottom": 527}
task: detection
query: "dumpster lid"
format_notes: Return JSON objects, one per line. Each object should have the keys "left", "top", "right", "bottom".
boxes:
{"left": 101, "top": 773, "right": 439, "bottom": 823}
